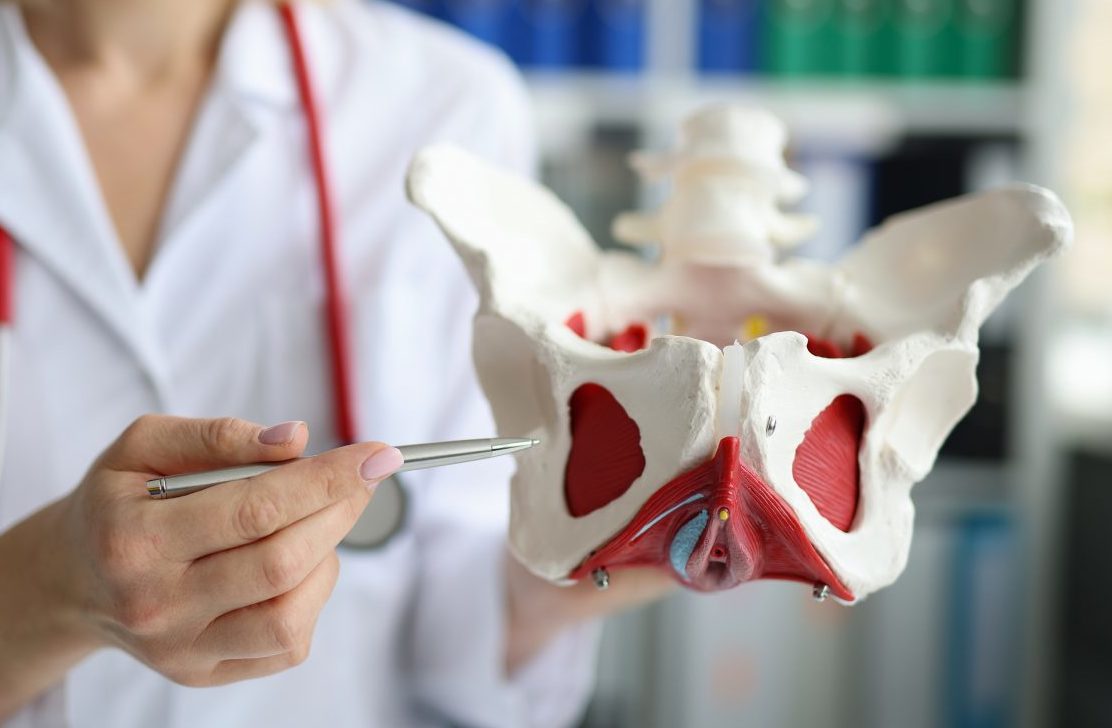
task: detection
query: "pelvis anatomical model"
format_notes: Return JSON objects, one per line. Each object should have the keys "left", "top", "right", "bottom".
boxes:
{"left": 407, "top": 106, "right": 1072, "bottom": 602}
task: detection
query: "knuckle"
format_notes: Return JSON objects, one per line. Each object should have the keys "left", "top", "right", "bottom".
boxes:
{"left": 323, "top": 553, "right": 341, "bottom": 590}
{"left": 320, "top": 460, "right": 356, "bottom": 503}
{"left": 287, "top": 640, "right": 312, "bottom": 668}
{"left": 266, "top": 607, "right": 303, "bottom": 653}
{"left": 338, "top": 494, "right": 365, "bottom": 528}
{"left": 141, "top": 640, "right": 177, "bottom": 670}
{"left": 135, "top": 510, "right": 174, "bottom": 563}
{"left": 119, "top": 414, "right": 157, "bottom": 448}
{"left": 165, "top": 665, "right": 210, "bottom": 688}
{"left": 260, "top": 547, "right": 303, "bottom": 594}
{"left": 234, "top": 492, "right": 283, "bottom": 541}
{"left": 203, "top": 417, "right": 250, "bottom": 454}
{"left": 94, "top": 526, "right": 138, "bottom": 575}
{"left": 115, "top": 594, "right": 167, "bottom": 635}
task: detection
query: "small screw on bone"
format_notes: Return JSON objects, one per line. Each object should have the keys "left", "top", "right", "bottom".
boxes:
{"left": 766, "top": 416, "right": 777, "bottom": 436}
{"left": 812, "top": 583, "right": 830, "bottom": 602}
{"left": 591, "top": 568, "right": 610, "bottom": 591}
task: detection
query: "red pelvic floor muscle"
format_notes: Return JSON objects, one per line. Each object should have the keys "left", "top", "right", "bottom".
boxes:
{"left": 564, "top": 383, "right": 647, "bottom": 517}
{"left": 792, "top": 395, "right": 866, "bottom": 532}
{"left": 565, "top": 311, "right": 587, "bottom": 339}
{"left": 608, "top": 323, "right": 649, "bottom": 352}
{"left": 557, "top": 324, "right": 872, "bottom": 594}
{"left": 806, "top": 331, "right": 875, "bottom": 359}
{"left": 795, "top": 332, "right": 871, "bottom": 532}
{"left": 561, "top": 313, "right": 651, "bottom": 517}
{"left": 565, "top": 310, "right": 649, "bottom": 353}
{"left": 569, "top": 437, "right": 855, "bottom": 600}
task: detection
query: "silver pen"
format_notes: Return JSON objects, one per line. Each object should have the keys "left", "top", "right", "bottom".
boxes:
{"left": 145, "top": 437, "right": 539, "bottom": 499}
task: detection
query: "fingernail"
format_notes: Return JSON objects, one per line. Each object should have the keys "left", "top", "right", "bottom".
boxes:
{"left": 258, "top": 421, "right": 304, "bottom": 445}
{"left": 360, "top": 446, "right": 403, "bottom": 482}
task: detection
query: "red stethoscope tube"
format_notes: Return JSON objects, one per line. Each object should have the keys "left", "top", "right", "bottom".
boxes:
{"left": 0, "top": 228, "right": 11, "bottom": 327}
{"left": 0, "top": 4, "right": 358, "bottom": 445}
{"left": 278, "top": 3, "right": 357, "bottom": 445}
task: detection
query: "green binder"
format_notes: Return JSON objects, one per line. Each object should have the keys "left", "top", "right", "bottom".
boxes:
{"left": 835, "top": 0, "right": 895, "bottom": 77}
{"left": 893, "top": 0, "right": 962, "bottom": 78}
{"left": 764, "top": 0, "right": 840, "bottom": 77}
{"left": 957, "top": 0, "right": 1020, "bottom": 79}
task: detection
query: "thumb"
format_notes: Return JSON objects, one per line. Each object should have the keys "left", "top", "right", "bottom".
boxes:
{"left": 99, "top": 415, "right": 310, "bottom": 476}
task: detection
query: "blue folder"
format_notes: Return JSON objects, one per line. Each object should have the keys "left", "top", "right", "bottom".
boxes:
{"left": 698, "top": 0, "right": 762, "bottom": 73}
{"left": 440, "top": 0, "right": 516, "bottom": 49}
{"left": 584, "top": 0, "right": 646, "bottom": 71}
{"left": 387, "top": 0, "right": 442, "bottom": 16}
{"left": 514, "top": 0, "right": 587, "bottom": 68}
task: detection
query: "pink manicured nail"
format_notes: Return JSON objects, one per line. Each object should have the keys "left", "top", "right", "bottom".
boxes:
{"left": 360, "top": 447, "right": 403, "bottom": 481}
{"left": 258, "top": 421, "right": 304, "bottom": 445}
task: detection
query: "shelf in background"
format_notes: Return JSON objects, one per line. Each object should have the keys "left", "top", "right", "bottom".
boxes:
{"left": 912, "top": 459, "right": 1013, "bottom": 521}
{"left": 526, "top": 73, "right": 1027, "bottom": 155}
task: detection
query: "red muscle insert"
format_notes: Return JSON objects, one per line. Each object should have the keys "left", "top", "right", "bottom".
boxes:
{"left": 569, "top": 437, "right": 855, "bottom": 600}
{"left": 608, "top": 323, "right": 649, "bottom": 352}
{"left": 806, "top": 331, "right": 875, "bottom": 359}
{"left": 565, "top": 311, "right": 587, "bottom": 338}
{"left": 792, "top": 395, "right": 866, "bottom": 532}
{"left": 564, "top": 384, "right": 647, "bottom": 517}
{"left": 565, "top": 311, "right": 650, "bottom": 352}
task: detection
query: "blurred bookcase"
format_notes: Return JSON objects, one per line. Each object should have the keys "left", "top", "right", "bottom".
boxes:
{"left": 386, "top": 0, "right": 1022, "bottom": 80}
{"left": 379, "top": 1, "right": 1071, "bottom": 727}
{"left": 386, "top": 0, "right": 1030, "bottom": 159}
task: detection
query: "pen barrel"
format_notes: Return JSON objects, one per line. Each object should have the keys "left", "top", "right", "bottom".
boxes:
{"left": 396, "top": 439, "right": 492, "bottom": 472}
{"left": 149, "top": 463, "right": 281, "bottom": 498}
{"left": 146, "top": 437, "right": 535, "bottom": 498}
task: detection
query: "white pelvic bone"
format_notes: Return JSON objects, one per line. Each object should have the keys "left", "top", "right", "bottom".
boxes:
{"left": 406, "top": 108, "right": 1071, "bottom": 600}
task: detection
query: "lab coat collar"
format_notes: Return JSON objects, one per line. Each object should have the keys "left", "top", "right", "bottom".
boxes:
{"left": 145, "top": 0, "right": 349, "bottom": 257}
{"left": 218, "top": 0, "right": 347, "bottom": 113}
{"left": 0, "top": 1, "right": 347, "bottom": 120}
{"left": 0, "top": 5, "right": 173, "bottom": 400}
{"left": 157, "top": 0, "right": 350, "bottom": 240}
{"left": 0, "top": 1, "right": 347, "bottom": 400}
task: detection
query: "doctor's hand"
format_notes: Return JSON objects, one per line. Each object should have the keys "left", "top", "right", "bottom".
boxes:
{"left": 0, "top": 415, "right": 401, "bottom": 713}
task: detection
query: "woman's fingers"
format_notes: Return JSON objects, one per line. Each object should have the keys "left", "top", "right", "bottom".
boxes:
{"left": 206, "top": 651, "right": 312, "bottom": 687}
{"left": 60, "top": 416, "right": 383, "bottom": 691}
{"left": 98, "top": 415, "right": 309, "bottom": 476}
{"left": 182, "top": 490, "right": 369, "bottom": 615}
{"left": 195, "top": 552, "right": 340, "bottom": 663}
{"left": 153, "top": 442, "right": 400, "bottom": 561}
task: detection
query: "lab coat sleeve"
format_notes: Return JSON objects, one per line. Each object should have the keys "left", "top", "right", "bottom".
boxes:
{"left": 398, "top": 48, "right": 602, "bottom": 728}
{"left": 403, "top": 258, "right": 602, "bottom": 728}
{"left": 1, "top": 686, "right": 67, "bottom": 728}
{"left": 407, "top": 441, "right": 602, "bottom": 728}
{"left": 401, "top": 264, "right": 602, "bottom": 727}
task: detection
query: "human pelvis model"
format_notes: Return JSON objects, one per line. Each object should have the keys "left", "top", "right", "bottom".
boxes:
{"left": 406, "top": 105, "right": 1072, "bottom": 603}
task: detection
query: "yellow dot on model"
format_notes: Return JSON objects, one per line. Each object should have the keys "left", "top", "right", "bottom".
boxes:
{"left": 742, "top": 314, "right": 769, "bottom": 341}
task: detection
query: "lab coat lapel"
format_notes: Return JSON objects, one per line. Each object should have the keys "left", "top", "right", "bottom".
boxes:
{"left": 0, "top": 6, "right": 171, "bottom": 398}
{"left": 145, "top": 0, "right": 346, "bottom": 296}
{"left": 0, "top": 0, "right": 346, "bottom": 401}
{"left": 151, "top": 1, "right": 298, "bottom": 251}
{"left": 150, "top": 93, "right": 259, "bottom": 260}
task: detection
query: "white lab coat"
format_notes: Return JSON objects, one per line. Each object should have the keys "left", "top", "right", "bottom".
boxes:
{"left": 0, "top": 1, "right": 598, "bottom": 726}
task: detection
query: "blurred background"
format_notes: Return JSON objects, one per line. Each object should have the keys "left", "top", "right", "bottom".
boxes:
{"left": 384, "top": 1, "right": 1109, "bottom": 726}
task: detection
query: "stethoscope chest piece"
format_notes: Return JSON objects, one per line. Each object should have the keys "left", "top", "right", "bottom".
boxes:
{"left": 341, "top": 474, "right": 407, "bottom": 550}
